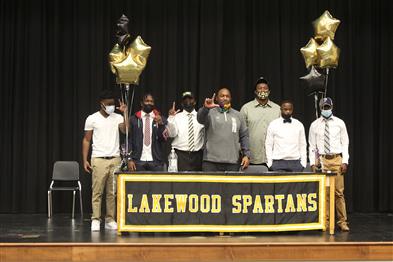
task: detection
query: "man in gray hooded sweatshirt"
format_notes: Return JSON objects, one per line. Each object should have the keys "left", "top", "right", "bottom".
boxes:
{"left": 197, "top": 88, "right": 250, "bottom": 171}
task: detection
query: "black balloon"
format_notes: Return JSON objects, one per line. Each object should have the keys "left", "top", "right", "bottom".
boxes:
{"left": 116, "top": 14, "right": 131, "bottom": 48}
{"left": 299, "top": 66, "right": 326, "bottom": 95}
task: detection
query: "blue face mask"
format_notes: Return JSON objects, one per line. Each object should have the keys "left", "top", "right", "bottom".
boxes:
{"left": 321, "top": 109, "right": 332, "bottom": 118}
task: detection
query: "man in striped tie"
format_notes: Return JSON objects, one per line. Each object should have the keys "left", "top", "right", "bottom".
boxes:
{"left": 309, "top": 97, "right": 350, "bottom": 232}
{"left": 167, "top": 91, "right": 205, "bottom": 171}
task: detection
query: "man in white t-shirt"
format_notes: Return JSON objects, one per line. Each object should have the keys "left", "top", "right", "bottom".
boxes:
{"left": 82, "top": 89, "right": 128, "bottom": 232}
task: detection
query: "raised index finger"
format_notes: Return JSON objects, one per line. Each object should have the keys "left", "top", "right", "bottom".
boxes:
{"left": 211, "top": 93, "right": 216, "bottom": 101}
{"left": 172, "top": 101, "right": 176, "bottom": 110}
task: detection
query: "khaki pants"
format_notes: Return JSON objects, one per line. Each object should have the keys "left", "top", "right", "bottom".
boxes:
{"left": 321, "top": 155, "right": 348, "bottom": 227}
{"left": 91, "top": 157, "right": 120, "bottom": 222}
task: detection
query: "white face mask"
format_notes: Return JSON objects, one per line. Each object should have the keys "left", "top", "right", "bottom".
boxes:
{"left": 103, "top": 105, "right": 115, "bottom": 115}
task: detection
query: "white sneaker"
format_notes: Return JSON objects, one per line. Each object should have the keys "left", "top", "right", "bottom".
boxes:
{"left": 105, "top": 221, "right": 117, "bottom": 230}
{"left": 91, "top": 219, "right": 100, "bottom": 231}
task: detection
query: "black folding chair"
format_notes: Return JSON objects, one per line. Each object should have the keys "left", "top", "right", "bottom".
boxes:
{"left": 47, "top": 161, "right": 83, "bottom": 218}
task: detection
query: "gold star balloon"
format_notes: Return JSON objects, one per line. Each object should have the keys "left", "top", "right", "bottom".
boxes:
{"left": 316, "top": 37, "right": 340, "bottom": 68}
{"left": 109, "top": 36, "right": 151, "bottom": 84}
{"left": 313, "top": 10, "right": 341, "bottom": 41}
{"left": 300, "top": 38, "right": 320, "bottom": 68}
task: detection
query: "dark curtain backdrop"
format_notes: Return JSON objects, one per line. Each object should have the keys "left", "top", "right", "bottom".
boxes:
{"left": 0, "top": 0, "right": 392, "bottom": 213}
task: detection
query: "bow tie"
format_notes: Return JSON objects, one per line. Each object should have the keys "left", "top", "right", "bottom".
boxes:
{"left": 283, "top": 118, "right": 292, "bottom": 123}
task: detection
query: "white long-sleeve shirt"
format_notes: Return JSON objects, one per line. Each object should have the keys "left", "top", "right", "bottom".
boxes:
{"left": 308, "top": 115, "right": 349, "bottom": 166}
{"left": 167, "top": 110, "right": 204, "bottom": 152}
{"left": 265, "top": 117, "right": 307, "bottom": 168}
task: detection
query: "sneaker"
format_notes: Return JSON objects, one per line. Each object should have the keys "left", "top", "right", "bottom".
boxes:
{"left": 91, "top": 219, "right": 100, "bottom": 232}
{"left": 105, "top": 221, "right": 118, "bottom": 230}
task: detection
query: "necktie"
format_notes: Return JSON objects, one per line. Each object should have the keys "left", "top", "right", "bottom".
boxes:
{"left": 144, "top": 114, "right": 151, "bottom": 146}
{"left": 188, "top": 114, "right": 195, "bottom": 152}
{"left": 283, "top": 118, "right": 292, "bottom": 123}
{"left": 324, "top": 119, "right": 330, "bottom": 154}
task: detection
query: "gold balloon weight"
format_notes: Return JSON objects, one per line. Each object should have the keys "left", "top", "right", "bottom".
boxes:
{"left": 313, "top": 10, "right": 341, "bottom": 42}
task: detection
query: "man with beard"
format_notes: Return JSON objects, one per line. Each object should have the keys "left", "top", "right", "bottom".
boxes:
{"left": 240, "top": 77, "right": 280, "bottom": 168}
{"left": 197, "top": 88, "right": 250, "bottom": 171}
{"left": 167, "top": 91, "right": 205, "bottom": 171}
{"left": 127, "top": 93, "right": 167, "bottom": 171}
{"left": 265, "top": 100, "right": 307, "bottom": 172}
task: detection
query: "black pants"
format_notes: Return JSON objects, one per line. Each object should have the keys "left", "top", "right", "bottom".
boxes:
{"left": 202, "top": 161, "right": 239, "bottom": 172}
{"left": 135, "top": 160, "right": 164, "bottom": 171}
{"left": 175, "top": 149, "right": 203, "bottom": 171}
{"left": 270, "top": 160, "right": 304, "bottom": 172}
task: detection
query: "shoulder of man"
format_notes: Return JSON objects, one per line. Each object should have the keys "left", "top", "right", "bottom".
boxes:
{"left": 292, "top": 118, "right": 305, "bottom": 127}
{"left": 241, "top": 99, "right": 256, "bottom": 110}
{"left": 268, "top": 100, "right": 280, "bottom": 109}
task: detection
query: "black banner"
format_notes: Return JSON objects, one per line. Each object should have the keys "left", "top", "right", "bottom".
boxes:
{"left": 117, "top": 173, "right": 326, "bottom": 232}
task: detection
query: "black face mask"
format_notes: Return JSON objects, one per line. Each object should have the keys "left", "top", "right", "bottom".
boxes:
{"left": 142, "top": 104, "right": 154, "bottom": 114}
{"left": 282, "top": 113, "right": 292, "bottom": 120}
{"left": 182, "top": 103, "right": 194, "bottom": 113}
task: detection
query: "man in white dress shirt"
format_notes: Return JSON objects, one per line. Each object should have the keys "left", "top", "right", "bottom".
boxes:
{"left": 167, "top": 92, "right": 205, "bottom": 171}
{"left": 309, "top": 97, "right": 350, "bottom": 232}
{"left": 265, "top": 100, "right": 307, "bottom": 172}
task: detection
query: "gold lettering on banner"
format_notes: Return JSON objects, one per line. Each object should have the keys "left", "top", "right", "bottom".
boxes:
{"left": 175, "top": 194, "right": 188, "bottom": 212}
{"left": 189, "top": 194, "right": 198, "bottom": 213}
{"left": 164, "top": 194, "right": 174, "bottom": 213}
{"left": 252, "top": 195, "right": 264, "bottom": 213}
{"left": 126, "top": 192, "right": 319, "bottom": 214}
{"left": 151, "top": 194, "right": 162, "bottom": 213}
{"left": 285, "top": 194, "right": 296, "bottom": 213}
{"left": 296, "top": 194, "right": 308, "bottom": 212}
{"left": 211, "top": 195, "right": 221, "bottom": 213}
{"left": 264, "top": 195, "right": 275, "bottom": 213}
{"left": 139, "top": 194, "right": 151, "bottom": 213}
{"left": 308, "top": 193, "right": 317, "bottom": 211}
{"left": 242, "top": 195, "right": 253, "bottom": 213}
{"left": 232, "top": 195, "right": 241, "bottom": 213}
{"left": 200, "top": 195, "right": 210, "bottom": 213}
{"left": 127, "top": 194, "right": 137, "bottom": 213}
{"left": 275, "top": 194, "right": 285, "bottom": 213}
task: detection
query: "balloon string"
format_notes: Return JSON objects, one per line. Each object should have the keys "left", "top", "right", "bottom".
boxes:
{"left": 323, "top": 68, "right": 330, "bottom": 98}
{"left": 129, "top": 85, "right": 135, "bottom": 120}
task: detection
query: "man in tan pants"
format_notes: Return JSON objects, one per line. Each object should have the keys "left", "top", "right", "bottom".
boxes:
{"left": 82, "top": 89, "right": 128, "bottom": 231}
{"left": 309, "top": 97, "right": 350, "bottom": 232}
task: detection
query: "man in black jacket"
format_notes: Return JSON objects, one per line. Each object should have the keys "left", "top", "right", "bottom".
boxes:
{"left": 127, "top": 93, "right": 167, "bottom": 171}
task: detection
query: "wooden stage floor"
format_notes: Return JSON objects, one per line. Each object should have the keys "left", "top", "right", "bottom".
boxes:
{"left": 0, "top": 213, "right": 392, "bottom": 261}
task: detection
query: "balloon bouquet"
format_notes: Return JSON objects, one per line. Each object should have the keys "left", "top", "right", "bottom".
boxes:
{"left": 109, "top": 14, "right": 151, "bottom": 169}
{"left": 300, "top": 10, "right": 341, "bottom": 119}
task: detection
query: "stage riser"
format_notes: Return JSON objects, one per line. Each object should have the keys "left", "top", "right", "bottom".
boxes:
{"left": 1, "top": 244, "right": 392, "bottom": 261}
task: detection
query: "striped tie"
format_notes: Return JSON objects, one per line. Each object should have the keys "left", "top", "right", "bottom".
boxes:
{"left": 188, "top": 113, "right": 195, "bottom": 152}
{"left": 144, "top": 114, "right": 151, "bottom": 146}
{"left": 324, "top": 119, "right": 330, "bottom": 154}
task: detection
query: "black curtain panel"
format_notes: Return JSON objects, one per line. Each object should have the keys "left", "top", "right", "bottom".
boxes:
{"left": 0, "top": 0, "right": 392, "bottom": 213}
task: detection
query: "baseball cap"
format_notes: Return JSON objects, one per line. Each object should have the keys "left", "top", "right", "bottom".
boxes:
{"left": 255, "top": 77, "right": 269, "bottom": 86}
{"left": 319, "top": 97, "right": 333, "bottom": 108}
{"left": 182, "top": 91, "right": 194, "bottom": 99}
